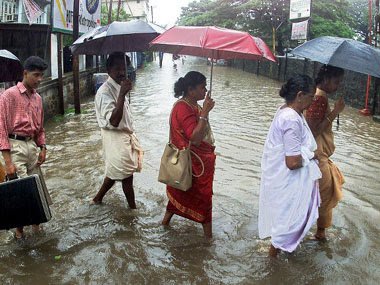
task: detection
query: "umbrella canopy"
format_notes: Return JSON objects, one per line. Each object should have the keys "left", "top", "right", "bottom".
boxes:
{"left": 70, "top": 19, "right": 165, "bottom": 55}
{"left": 290, "top": 36, "right": 380, "bottom": 78}
{"left": 0, "top": 50, "right": 23, "bottom": 82}
{"left": 150, "top": 26, "right": 276, "bottom": 62}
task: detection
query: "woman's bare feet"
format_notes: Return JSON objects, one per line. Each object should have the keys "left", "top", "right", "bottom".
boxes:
{"left": 314, "top": 227, "right": 327, "bottom": 241}
{"left": 202, "top": 222, "right": 212, "bottom": 239}
{"left": 269, "top": 244, "right": 280, "bottom": 257}
{"left": 161, "top": 211, "right": 174, "bottom": 226}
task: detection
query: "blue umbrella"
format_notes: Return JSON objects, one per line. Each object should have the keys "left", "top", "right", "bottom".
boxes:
{"left": 291, "top": 36, "right": 380, "bottom": 78}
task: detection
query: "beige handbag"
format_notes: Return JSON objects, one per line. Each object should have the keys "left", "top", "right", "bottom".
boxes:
{"left": 158, "top": 101, "right": 204, "bottom": 191}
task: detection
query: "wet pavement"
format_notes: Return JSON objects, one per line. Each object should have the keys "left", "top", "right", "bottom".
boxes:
{"left": 1, "top": 57, "right": 380, "bottom": 284}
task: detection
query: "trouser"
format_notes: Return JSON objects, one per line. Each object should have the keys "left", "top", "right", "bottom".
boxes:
{"left": 7, "top": 138, "right": 52, "bottom": 205}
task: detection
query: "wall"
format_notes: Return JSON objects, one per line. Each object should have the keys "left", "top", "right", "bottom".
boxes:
{"left": 231, "top": 57, "right": 379, "bottom": 115}
{"left": 38, "top": 68, "right": 97, "bottom": 119}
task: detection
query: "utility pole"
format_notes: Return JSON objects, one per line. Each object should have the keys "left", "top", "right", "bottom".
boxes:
{"left": 73, "top": 0, "right": 81, "bottom": 114}
{"left": 360, "top": 0, "right": 373, "bottom": 115}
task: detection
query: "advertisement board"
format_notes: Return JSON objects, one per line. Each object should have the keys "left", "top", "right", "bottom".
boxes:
{"left": 291, "top": 20, "right": 308, "bottom": 40}
{"left": 289, "top": 0, "right": 311, "bottom": 20}
{"left": 53, "top": 0, "right": 101, "bottom": 34}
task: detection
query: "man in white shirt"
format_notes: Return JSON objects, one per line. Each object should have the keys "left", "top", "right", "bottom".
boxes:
{"left": 92, "top": 52, "right": 143, "bottom": 208}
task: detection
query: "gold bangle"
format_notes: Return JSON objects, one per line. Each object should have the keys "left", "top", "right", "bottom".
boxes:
{"left": 326, "top": 116, "right": 332, "bottom": 123}
{"left": 199, "top": 116, "right": 208, "bottom": 121}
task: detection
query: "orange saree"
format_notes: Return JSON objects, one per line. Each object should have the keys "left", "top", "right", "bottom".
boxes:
{"left": 305, "top": 89, "right": 344, "bottom": 228}
{"left": 0, "top": 161, "right": 5, "bottom": 182}
{"left": 166, "top": 100, "right": 216, "bottom": 224}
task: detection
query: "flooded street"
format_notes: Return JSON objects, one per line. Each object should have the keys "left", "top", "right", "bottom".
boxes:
{"left": 1, "top": 57, "right": 380, "bottom": 284}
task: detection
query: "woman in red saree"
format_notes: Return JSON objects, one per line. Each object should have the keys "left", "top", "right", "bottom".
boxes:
{"left": 305, "top": 65, "right": 346, "bottom": 240}
{"left": 161, "top": 71, "right": 216, "bottom": 238}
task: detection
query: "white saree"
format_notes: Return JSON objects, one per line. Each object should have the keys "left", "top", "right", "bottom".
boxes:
{"left": 259, "top": 107, "right": 321, "bottom": 252}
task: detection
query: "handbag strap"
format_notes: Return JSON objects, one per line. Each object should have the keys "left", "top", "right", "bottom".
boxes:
{"left": 190, "top": 150, "right": 205, "bottom": 178}
{"left": 168, "top": 100, "right": 205, "bottom": 178}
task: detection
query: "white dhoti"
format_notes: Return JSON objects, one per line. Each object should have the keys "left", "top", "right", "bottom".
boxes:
{"left": 101, "top": 129, "right": 143, "bottom": 181}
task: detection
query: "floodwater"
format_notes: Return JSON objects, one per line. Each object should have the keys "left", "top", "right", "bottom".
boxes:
{"left": 1, "top": 57, "right": 380, "bottom": 284}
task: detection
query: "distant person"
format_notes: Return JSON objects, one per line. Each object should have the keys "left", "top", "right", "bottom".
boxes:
{"left": 305, "top": 65, "right": 345, "bottom": 241}
{"left": 259, "top": 75, "right": 321, "bottom": 257}
{"left": 92, "top": 52, "right": 143, "bottom": 208}
{"left": 172, "top": 54, "right": 180, "bottom": 69}
{"left": 0, "top": 56, "right": 52, "bottom": 239}
{"left": 161, "top": 71, "right": 216, "bottom": 239}
{"left": 158, "top": 52, "right": 164, "bottom": 68}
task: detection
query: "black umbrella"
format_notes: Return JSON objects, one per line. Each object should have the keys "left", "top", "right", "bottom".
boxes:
{"left": 70, "top": 19, "right": 165, "bottom": 55}
{"left": 0, "top": 50, "right": 23, "bottom": 82}
{"left": 290, "top": 36, "right": 380, "bottom": 78}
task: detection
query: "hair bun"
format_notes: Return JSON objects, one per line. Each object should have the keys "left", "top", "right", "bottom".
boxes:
{"left": 279, "top": 83, "right": 288, "bottom": 98}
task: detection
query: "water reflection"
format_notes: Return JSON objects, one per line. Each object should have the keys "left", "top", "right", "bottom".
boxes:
{"left": 0, "top": 57, "right": 379, "bottom": 284}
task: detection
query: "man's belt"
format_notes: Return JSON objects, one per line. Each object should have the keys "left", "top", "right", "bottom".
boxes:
{"left": 9, "top": 134, "right": 33, "bottom": 141}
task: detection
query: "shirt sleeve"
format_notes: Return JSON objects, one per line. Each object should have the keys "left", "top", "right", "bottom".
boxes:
{"left": 0, "top": 94, "right": 11, "bottom": 150}
{"left": 35, "top": 104, "right": 46, "bottom": 147}
{"left": 283, "top": 118, "right": 302, "bottom": 156}
{"left": 96, "top": 89, "right": 116, "bottom": 128}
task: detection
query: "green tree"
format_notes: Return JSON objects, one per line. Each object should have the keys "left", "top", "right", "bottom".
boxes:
{"left": 179, "top": 0, "right": 242, "bottom": 28}
{"left": 310, "top": 0, "right": 355, "bottom": 39}
{"left": 238, "top": 0, "right": 289, "bottom": 54}
{"left": 101, "top": 4, "right": 131, "bottom": 26}
{"left": 178, "top": 0, "right": 369, "bottom": 53}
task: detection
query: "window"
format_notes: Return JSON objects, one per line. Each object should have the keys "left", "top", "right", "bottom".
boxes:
{"left": 0, "top": 0, "right": 18, "bottom": 22}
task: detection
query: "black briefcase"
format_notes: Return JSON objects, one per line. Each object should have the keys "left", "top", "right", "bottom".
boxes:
{"left": 0, "top": 174, "right": 52, "bottom": 230}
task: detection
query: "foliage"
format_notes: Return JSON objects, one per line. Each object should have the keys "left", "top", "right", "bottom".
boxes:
{"left": 179, "top": 0, "right": 242, "bottom": 28}
{"left": 101, "top": 3, "right": 131, "bottom": 26}
{"left": 178, "top": 0, "right": 370, "bottom": 53}
{"left": 310, "top": 0, "right": 355, "bottom": 39}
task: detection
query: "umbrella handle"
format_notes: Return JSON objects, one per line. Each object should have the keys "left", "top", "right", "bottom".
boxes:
{"left": 209, "top": 58, "right": 214, "bottom": 97}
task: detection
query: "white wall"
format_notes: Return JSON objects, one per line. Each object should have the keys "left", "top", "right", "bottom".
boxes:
{"left": 50, "top": 33, "right": 59, "bottom": 79}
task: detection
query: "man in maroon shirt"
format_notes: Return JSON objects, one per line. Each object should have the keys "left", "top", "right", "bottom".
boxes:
{"left": 0, "top": 56, "right": 52, "bottom": 239}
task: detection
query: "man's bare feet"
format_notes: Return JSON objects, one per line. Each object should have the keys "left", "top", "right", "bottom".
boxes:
{"left": 314, "top": 227, "right": 327, "bottom": 241}
{"left": 269, "top": 244, "right": 280, "bottom": 257}
{"left": 14, "top": 228, "right": 25, "bottom": 239}
{"left": 32, "top": 224, "right": 43, "bottom": 233}
{"left": 90, "top": 199, "right": 102, "bottom": 205}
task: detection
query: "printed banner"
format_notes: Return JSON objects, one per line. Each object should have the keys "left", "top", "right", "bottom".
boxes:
{"left": 289, "top": 0, "right": 311, "bottom": 20}
{"left": 23, "top": 0, "right": 44, "bottom": 25}
{"left": 53, "top": 0, "right": 101, "bottom": 34}
{"left": 291, "top": 20, "right": 308, "bottom": 40}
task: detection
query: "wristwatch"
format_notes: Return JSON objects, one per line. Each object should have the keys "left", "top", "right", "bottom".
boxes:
{"left": 39, "top": 144, "right": 47, "bottom": 150}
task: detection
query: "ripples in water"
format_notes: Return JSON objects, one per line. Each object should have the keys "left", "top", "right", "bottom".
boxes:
{"left": 0, "top": 57, "right": 380, "bottom": 284}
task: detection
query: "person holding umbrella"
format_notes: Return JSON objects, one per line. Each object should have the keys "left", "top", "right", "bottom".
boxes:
{"left": 92, "top": 52, "right": 143, "bottom": 208}
{"left": 161, "top": 71, "right": 216, "bottom": 239}
{"left": 305, "top": 65, "right": 346, "bottom": 241}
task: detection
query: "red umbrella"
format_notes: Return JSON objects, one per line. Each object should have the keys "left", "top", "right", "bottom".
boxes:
{"left": 150, "top": 26, "right": 276, "bottom": 90}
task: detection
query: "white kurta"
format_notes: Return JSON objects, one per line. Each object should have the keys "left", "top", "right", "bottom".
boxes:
{"left": 95, "top": 77, "right": 142, "bottom": 180}
{"left": 259, "top": 107, "right": 321, "bottom": 252}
